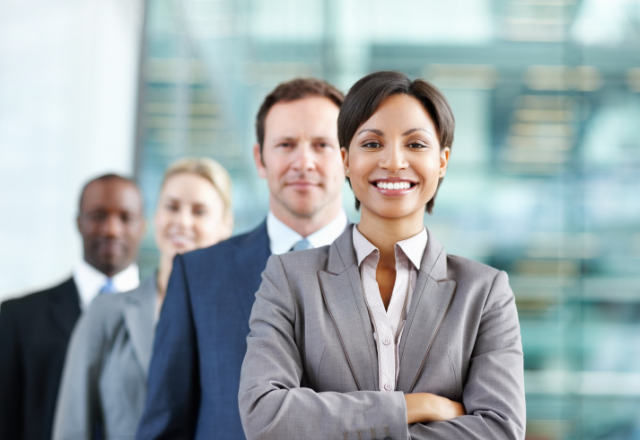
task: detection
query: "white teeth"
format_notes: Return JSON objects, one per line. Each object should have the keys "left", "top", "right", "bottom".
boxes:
{"left": 376, "top": 181, "right": 412, "bottom": 190}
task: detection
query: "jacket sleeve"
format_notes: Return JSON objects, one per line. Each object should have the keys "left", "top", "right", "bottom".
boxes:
{"left": 0, "top": 302, "right": 24, "bottom": 439}
{"left": 408, "top": 270, "right": 526, "bottom": 440}
{"left": 52, "top": 298, "right": 108, "bottom": 440}
{"left": 239, "top": 255, "right": 410, "bottom": 440}
{"left": 136, "top": 254, "right": 200, "bottom": 440}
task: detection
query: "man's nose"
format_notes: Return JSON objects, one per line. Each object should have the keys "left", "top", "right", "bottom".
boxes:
{"left": 101, "top": 214, "right": 124, "bottom": 237}
{"left": 380, "top": 143, "right": 408, "bottom": 172}
{"left": 291, "top": 143, "right": 316, "bottom": 172}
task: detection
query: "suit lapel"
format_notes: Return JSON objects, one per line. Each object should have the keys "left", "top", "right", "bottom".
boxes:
{"left": 318, "top": 227, "right": 379, "bottom": 391}
{"left": 231, "top": 221, "right": 271, "bottom": 320}
{"left": 123, "top": 277, "right": 157, "bottom": 376}
{"left": 48, "top": 278, "right": 82, "bottom": 339}
{"left": 396, "top": 229, "right": 457, "bottom": 393}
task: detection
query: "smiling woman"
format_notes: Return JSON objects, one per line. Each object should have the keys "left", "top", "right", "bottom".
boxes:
{"left": 239, "top": 71, "right": 526, "bottom": 440}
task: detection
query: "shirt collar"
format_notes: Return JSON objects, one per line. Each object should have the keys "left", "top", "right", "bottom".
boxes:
{"left": 266, "top": 209, "right": 349, "bottom": 255}
{"left": 73, "top": 259, "right": 140, "bottom": 310}
{"left": 353, "top": 225, "right": 427, "bottom": 270}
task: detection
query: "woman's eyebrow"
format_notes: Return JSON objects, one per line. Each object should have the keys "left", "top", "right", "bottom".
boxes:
{"left": 402, "top": 128, "right": 433, "bottom": 136}
{"left": 356, "top": 128, "right": 384, "bottom": 136}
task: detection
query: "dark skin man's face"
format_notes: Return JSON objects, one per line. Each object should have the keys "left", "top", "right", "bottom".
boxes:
{"left": 77, "top": 179, "right": 145, "bottom": 277}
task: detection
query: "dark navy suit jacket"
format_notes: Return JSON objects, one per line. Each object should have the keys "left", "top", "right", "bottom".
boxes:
{"left": 136, "top": 222, "right": 270, "bottom": 440}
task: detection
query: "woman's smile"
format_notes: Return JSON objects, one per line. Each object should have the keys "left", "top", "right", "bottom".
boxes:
{"left": 371, "top": 177, "right": 418, "bottom": 196}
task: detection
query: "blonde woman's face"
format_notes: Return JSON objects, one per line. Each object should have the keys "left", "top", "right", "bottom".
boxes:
{"left": 154, "top": 173, "right": 232, "bottom": 261}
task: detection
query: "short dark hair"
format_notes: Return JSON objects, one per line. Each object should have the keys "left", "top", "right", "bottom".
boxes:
{"left": 255, "top": 78, "right": 344, "bottom": 157}
{"left": 78, "top": 173, "right": 140, "bottom": 212}
{"left": 338, "top": 71, "right": 455, "bottom": 214}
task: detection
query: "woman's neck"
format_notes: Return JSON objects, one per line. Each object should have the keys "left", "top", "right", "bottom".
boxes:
{"left": 156, "top": 256, "right": 173, "bottom": 305}
{"left": 357, "top": 208, "right": 425, "bottom": 269}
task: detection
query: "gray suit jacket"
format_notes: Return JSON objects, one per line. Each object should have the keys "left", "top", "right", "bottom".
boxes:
{"left": 53, "top": 276, "right": 157, "bottom": 440}
{"left": 239, "top": 226, "right": 525, "bottom": 440}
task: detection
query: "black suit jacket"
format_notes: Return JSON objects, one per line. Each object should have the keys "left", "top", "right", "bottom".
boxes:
{"left": 0, "top": 277, "right": 81, "bottom": 440}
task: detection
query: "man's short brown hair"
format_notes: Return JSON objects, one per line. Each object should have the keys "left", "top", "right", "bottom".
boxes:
{"left": 338, "top": 71, "right": 455, "bottom": 213}
{"left": 255, "top": 78, "right": 344, "bottom": 157}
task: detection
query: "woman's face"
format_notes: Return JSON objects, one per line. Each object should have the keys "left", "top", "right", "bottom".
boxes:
{"left": 154, "top": 172, "right": 232, "bottom": 262}
{"left": 342, "top": 93, "right": 450, "bottom": 222}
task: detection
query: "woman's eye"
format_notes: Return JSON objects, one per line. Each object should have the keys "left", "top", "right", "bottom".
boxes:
{"left": 408, "top": 142, "right": 427, "bottom": 149}
{"left": 165, "top": 204, "right": 178, "bottom": 212}
{"left": 363, "top": 142, "right": 382, "bottom": 149}
{"left": 194, "top": 209, "right": 207, "bottom": 216}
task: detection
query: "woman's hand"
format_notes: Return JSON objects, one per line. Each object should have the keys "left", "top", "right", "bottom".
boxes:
{"left": 404, "top": 393, "right": 465, "bottom": 424}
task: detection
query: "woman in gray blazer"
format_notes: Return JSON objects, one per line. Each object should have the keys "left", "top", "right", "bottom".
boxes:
{"left": 53, "top": 158, "right": 234, "bottom": 440}
{"left": 240, "top": 71, "right": 526, "bottom": 440}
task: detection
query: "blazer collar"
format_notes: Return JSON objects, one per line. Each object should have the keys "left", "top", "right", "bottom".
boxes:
{"left": 397, "top": 228, "right": 457, "bottom": 392}
{"left": 122, "top": 276, "right": 158, "bottom": 376}
{"left": 321, "top": 226, "right": 457, "bottom": 393}
{"left": 48, "top": 277, "right": 82, "bottom": 339}
{"left": 231, "top": 220, "right": 272, "bottom": 320}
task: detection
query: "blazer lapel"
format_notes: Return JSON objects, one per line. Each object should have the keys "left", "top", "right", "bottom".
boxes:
{"left": 48, "top": 277, "right": 82, "bottom": 339}
{"left": 318, "top": 226, "right": 379, "bottom": 391}
{"left": 396, "top": 229, "right": 457, "bottom": 393}
{"left": 123, "top": 277, "right": 157, "bottom": 376}
{"left": 231, "top": 221, "right": 272, "bottom": 321}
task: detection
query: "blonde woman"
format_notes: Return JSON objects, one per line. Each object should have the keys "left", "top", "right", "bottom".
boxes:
{"left": 53, "top": 158, "right": 233, "bottom": 440}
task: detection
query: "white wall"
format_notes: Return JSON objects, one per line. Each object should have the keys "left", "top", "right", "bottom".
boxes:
{"left": 0, "top": 0, "right": 144, "bottom": 302}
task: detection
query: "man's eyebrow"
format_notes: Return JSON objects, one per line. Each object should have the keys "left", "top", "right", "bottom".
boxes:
{"left": 356, "top": 128, "right": 384, "bottom": 136}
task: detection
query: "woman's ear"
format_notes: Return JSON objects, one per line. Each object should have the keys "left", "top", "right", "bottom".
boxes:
{"left": 439, "top": 147, "right": 450, "bottom": 178}
{"left": 341, "top": 147, "right": 349, "bottom": 176}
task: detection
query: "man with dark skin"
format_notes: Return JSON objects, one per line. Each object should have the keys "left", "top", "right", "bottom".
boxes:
{"left": 0, "top": 174, "right": 145, "bottom": 440}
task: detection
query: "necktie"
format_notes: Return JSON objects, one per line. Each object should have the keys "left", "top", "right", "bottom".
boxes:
{"left": 99, "top": 278, "right": 117, "bottom": 295}
{"left": 291, "top": 238, "right": 313, "bottom": 252}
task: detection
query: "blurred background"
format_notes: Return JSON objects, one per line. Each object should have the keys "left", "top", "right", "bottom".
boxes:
{"left": 2, "top": 0, "right": 640, "bottom": 438}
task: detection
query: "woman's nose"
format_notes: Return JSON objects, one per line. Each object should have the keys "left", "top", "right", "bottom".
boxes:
{"left": 380, "top": 143, "right": 408, "bottom": 172}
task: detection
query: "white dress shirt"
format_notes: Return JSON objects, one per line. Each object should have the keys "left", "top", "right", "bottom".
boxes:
{"left": 73, "top": 259, "right": 140, "bottom": 310}
{"left": 266, "top": 209, "right": 348, "bottom": 255}
{"left": 353, "top": 225, "right": 428, "bottom": 392}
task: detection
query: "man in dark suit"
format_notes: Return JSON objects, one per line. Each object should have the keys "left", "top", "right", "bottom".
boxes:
{"left": 136, "top": 78, "right": 348, "bottom": 440}
{"left": 0, "top": 174, "right": 146, "bottom": 440}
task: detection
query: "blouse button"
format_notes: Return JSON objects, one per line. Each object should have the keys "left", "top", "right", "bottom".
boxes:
{"left": 382, "top": 337, "right": 391, "bottom": 345}
{"left": 384, "top": 383, "right": 392, "bottom": 391}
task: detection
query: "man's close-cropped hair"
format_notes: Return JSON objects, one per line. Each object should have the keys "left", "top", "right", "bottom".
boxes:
{"left": 78, "top": 173, "right": 139, "bottom": 212}
{"left": 337, "top": 70, "right": 455, "bottom": 213}
{"left": 255, "top": 78, "right": 344, "bottom": 157}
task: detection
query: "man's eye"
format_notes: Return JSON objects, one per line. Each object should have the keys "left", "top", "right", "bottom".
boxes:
{"left": 194, "top": 209, "right": 207, "bottom": 216}
{"left": 89, "top": 212, "right": 107, "bottom": 221}
{"left": 278, "top": 143, "right": 292, "bottom": 148}
{"left": 165, "top": 204, "right": 178, "bottom": 212}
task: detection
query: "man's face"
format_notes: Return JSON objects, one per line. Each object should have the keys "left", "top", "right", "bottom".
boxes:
{"left": 253, "top": 96, "right": 344, "bottom": 222}
{"left": 77, "top": 179, "right": 145, "bottom": 277}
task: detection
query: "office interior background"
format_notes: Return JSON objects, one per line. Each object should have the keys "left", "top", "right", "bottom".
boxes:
{"left": 2, "top": 0, "right": 640, "bottom": 438}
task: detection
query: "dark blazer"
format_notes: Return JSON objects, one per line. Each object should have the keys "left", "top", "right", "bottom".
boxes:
{"left": 0, "top": 278, "right": 81, "bottom": 440}
{"left": 136, "top": 222, "right": 271, "bottom": 440}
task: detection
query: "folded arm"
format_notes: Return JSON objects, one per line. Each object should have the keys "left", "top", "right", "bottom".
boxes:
{"left": 408, "top": 270, "right": 526, "bottom": 439}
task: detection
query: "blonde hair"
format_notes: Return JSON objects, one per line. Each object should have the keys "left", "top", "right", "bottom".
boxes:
{"left": 162, "top": 157, "right": 233, "bottom": 215}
